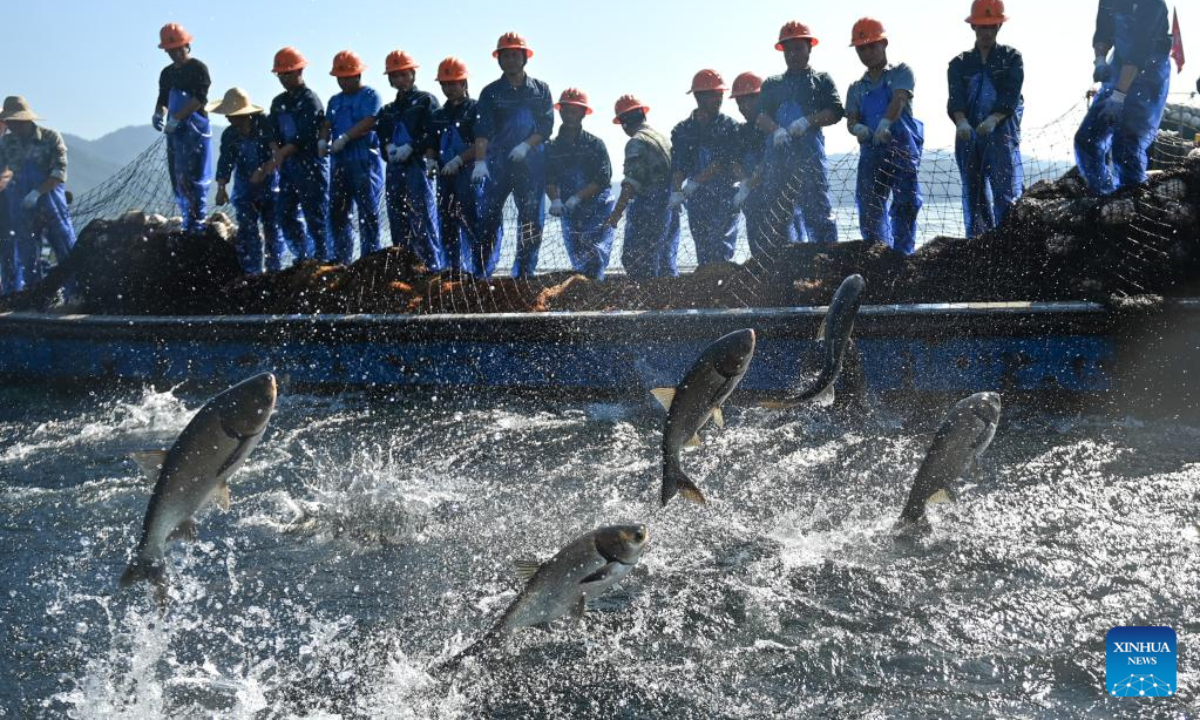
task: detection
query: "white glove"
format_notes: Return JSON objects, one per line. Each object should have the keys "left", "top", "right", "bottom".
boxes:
{"left": 163, "top": 117, "right": 180, "bottom": 135}
{"left": 1093, "top": 57, "right": 1111, "bottom": 83}
{"left": 564, "top": 196, "right": 582, "bottom": 213}
{"left": 21, "top": 190, "right": 39, "bottom": 210}
{"left": 733, "top": 183, "right": 752, "bottom": 208}
{"left": 850, "top": 123, "right": 872, "bottom": 142}
{"left": 668, "top": 191, "right": 687, "bottom": 210}
{"left": 331, "top": 135, "right": 350, "bottom": 153}
{"left": 955, "top": 118, "right": 973, "bottom": 142}
{"left": 788, "top": 117, "right": 810, "bottom": 137}
{"left": 772, "top": 127, "right": 790, "bottom": 148}
{"left": 152, "top": 113, "right": 165, "bottom": 132}
{"left": 423, "top": 157, "right": 439, "bottom": 175}
{"left": 549, "top": 198, "right": 565, "bottom": 217}
{"left": 508, "top": 141, "right": 531, "bottom": 163}
{"left": 441, "top": 156, "right": 464, "bottom": 176}
{"left": 1100, "top": 90, "right": 1126, "bottom": 121}
{"left": 977, "top": 115, "right": 1000, "bottom": 135}
{"left": 873, "top": 118, "right": 893, "bottom": 145}
{"left": 471, "top": 161, "right": 490, "bottom": 183}
{"left": 317, "top": 139, "right": 330, "bottom": 157}
{"left": 681, "top": 179, "right": 699, "bottom": 199}
{"left": 387, "top": 143, "right": 413, "bottom": 163}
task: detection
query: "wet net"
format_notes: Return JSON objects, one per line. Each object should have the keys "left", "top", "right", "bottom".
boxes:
{"left": 53, "top": 92, "right": 1200, "bottom": 315}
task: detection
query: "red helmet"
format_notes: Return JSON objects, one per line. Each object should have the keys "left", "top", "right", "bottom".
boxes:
{"left": 158, "top": 23, "right": 193, "bottom": 50}
{"left": 330, "top": 50, "right": 366, "bottom": 78}
{"left": 384, "top": 50, "right": 419, "bottom": 75}
{"left": 493, "top": 31, "right": 533, "bottom": 59}
{"left": 436, "top": 57, "right": 469, "bottom": 82}
{"left": 555, "top": 88, "right": 593, "bottom": 115}
{"left": 776, "top": 21, "right": 819, "bottom": 50}
{"left": 966, "top": 0, "right": 1008, "bottom": 25}
{"left": 613, "top": 94, "right": 650, "bottom": 124}
{"left": 850, "top": 18, "right": 888, "bottom": 47}
{"left": 688, "top": 69, "right": 728, "bottom": 95}
{"left": 273, "top": 47, "right": 308, "bottom": 75}
{"left": 730, "top": 72, "right": 763, "bottom": 99}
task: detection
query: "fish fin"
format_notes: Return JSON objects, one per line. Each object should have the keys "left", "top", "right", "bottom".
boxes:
{"left": 711, "top": 407, "right": 725, "bottom": 429}
{"left": 131, "top": 450, "right": 168, "bottom": 483}
{"left": 677, "top": 478, "right": 708, "bottom": 504}
{"left": 816, "top": 315, "right": 828, "bottom": 341}
{"left": 650, "top": 388, "right": 676, "bottom": 411}
{"left": 570, "top": 596, "right": 587, "bottom": 623}
{"left": 119, "top": 557, "right": 166, "bottom": 589}
{"left": 213, "top": 481, "right": 232, "bottom": 512}
{"left": 662, "top": 461, "right": 707, "bottom": 506}
{"left": 167, "top": 519, "right": 198, "bottom": 543}
{"left": 927, "top": 488, "right": 953, "bottom": 505}
{"left": 685, "top": 434, "right": 703, "bottom": 448}
{"left": 216, "top": 435, "right": 257, "bottom": 477}
{"left": 513, "top": 558, "right": 541, "bottom": 581}
{"left": 812, "top": 383, "right": 836, "bottom": 407}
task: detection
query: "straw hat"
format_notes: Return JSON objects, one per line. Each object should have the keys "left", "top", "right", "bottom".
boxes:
{"left": 205, "top": 87, "right": 264, "bottom": 116}
{"left": 0, "top": 96, "right": 43, "bottom": 122}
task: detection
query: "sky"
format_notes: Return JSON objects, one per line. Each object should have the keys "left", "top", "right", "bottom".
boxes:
{"left": 2, "top": 0, "right": 1197, "bottom": 158}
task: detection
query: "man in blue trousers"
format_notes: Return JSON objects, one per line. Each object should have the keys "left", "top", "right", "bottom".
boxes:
{"left": 153, "top": 23, "right": 213, "bottom": 234}
{"left": 846, "top": 18, "right": 924, "bottom": 255}
{"left": 269, "top": 46, "right": 330, "bottom": 263}
{"left": 1075, "top": 0, "right": 1172, "bottom": 196}
{"left": 377, "top": 50, "right": 443, "bottom": 270}
{"left": 0, "top": 97, "right": 75, "bottom": 294}
{"left": 471, "top": 32, "right": 553, "bottom": 278}
{"left": 948, "top": 0, "right": 1025, "bottom": 238}
{"left": 432, "top": 57, "right": 490, "bottom": 274}
{"left": 323, "top": 50, "right": 385, "bottom": 264}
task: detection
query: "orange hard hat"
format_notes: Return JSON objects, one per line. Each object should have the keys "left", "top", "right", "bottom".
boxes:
{"left": 730, "top": 72, "right": 764, "bottom": 99}
{"left": 436, "top": 57, "right": 469, "bottom": 82}
{"left": 966, "top": 0, "right": 1008, "bottom": 25}
{"left": 850, "top": 18, "right": 888, "bottom": 47}
{"left": 330, "top": 50, "right": 366, "bottom": 78}
{"left": 776, "top": 21, "right": 819, "bottom": 50}
{"left": 384, "top": 50, "right": 419, "bottom": 75}
{"left": 688, "top": 69, "right": 728, "bottom": 95}
{"left": 493, "top": 31, "right": 533, "bottom": 59}
{"left": 158, "top": 23, "right": 193, "bottom": 50}
{"left": 273, "top": 47, "right": 308, "bottom": 75}
{"left": 555, "top": 88, "right": 593, "bottom": 115}
{"left": 613, "top": 94, "right": 650, "bottom": 124}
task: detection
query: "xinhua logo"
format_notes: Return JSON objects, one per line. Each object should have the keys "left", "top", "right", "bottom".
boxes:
{"left": 1106, "top": 627, "right": 1177, "bottom": 697}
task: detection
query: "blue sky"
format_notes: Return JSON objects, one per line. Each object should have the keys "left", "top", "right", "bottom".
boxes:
{"left": 3, "top": 0, "right": 1196, "bottom": 156}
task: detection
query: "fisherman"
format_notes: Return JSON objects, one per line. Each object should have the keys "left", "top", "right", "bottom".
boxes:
{"left": 845, "top": 18, "right": 924, "bottom": 254}
{"left": 0, "top": 97, "right": 75, "bottom": 294}
{"left": 472, "top": 32, "right": 554, "bottom": 278}
{"left": 1075, "top": 0, "right": 1172, "bottom": 195}
{"left": 0, "top": 118, "right": 9, "bottom": 294}
{"left": 669, "top": 70, "right": 741, "bottom": 267}
{"left": 269, "top": 47, "right": 331, "bottom": 263}
{"left": 209, "top": 88, "right": 283, "bottom": 275}
{"left": 152, "top": 23, "right": 213, "bottom": 234}
{"left": 546, "top": 88, "right": 616, "bottom": 280}
{"left": 377, "top": 51, "right": 443, "bottom": 270}
{"left": 431, "top": 57, "right": 489, "bottom": 274}
{"left": 756, "top": 21, "right": 844, "bottom": 256}
{"left": 604, "top": 96, "right": 680, "bottom": 278}
{"left": 948, "top": 0, "right": 1025, "bottom": 238}
{"left": 322, "top": 51, "right": 384, "bottom": 265}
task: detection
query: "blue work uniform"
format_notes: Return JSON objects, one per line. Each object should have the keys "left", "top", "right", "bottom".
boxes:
{"left": 670, "top": 112, "right": 740, "bottom": 265}
{"left": 376, "top": 87, "right": 443, "bottom": 270}
{"left": 621, "top": 125, "right": 680, "bottom": 279}
{"left": 948, "top": 44, "right": 1025, "bottom": 238}
{"left": 432, "top": 98, "right": 492, "bottom": 274}
{"left": 327, "top": 86, "right": 385, "bottom": 264}
{"left": 1075, "top": 0, "right": 1172, "bottom": 195}
{"left": 0, "top": 127, "right": 75, "bottom": 294}
{"left": 271, "top": 85, "right": 330, "bottom": 262}
{"left": 546, "top": 128, "right": 616, "bottom": 279}
{"left": 158, "top": 59, "right": 214, "bottom": 233}
{"left": 735, "top": 118, "right": 807, "bottom": 251}
{"left": 215, "top": 115, "right": 282, "bottom": 274}
{"left": 475, "top": 74, "right": 554, "bottom": 277}
{"left": 846, "top": 63, "right": 924, "bottom": 254}
{"left": 756, "top": 68, "right": 844, "bottom": 253}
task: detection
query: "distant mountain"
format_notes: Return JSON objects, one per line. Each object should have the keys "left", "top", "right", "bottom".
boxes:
{"left": 62, "top": 125, "right": 162, "bottom": 196}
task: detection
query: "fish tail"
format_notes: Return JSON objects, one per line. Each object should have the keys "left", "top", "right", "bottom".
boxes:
{"left": 662, "top": 460, "right": 706, "bottom": 506}
{"left": 119, "top": 556, "right": 166, "bottom": 590}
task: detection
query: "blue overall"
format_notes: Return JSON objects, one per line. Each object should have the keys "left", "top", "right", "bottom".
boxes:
{"left": 1075, "top": 5, "right": 1171, "bottom": 195}
{"left": 759, "top": 101, "right": 839, "bottom": 250}
{"left": 956, "top": 72, "right": 1024, "bottom": 237}
{"left": 673, "top": 115, "right": 739, "bottom": 265}
{"left": 219, "top": 124, "right": 283, "bottom": 274}
{"left": 0, "top": 187, "right": 9, "bottom": 294}
{"left": 437, "top": 115, "right": 490, "bottom": 274}
{"left": 623, "top": 186, "right": 681, "bottom": 279}
{"left": 854, "top": 79, "right": 924, "bottom": 255}
{"left": 328, "top": 88, "right": 384, "bottom": 264}
{"left": 739, "top": 123, "right": 806, "bottom": 256}
{"left": 273, "top": 92, "right": 330, "bottom": 262}
{"left": 557, "top": 166, "right": 616, "bottom": 280}
{"left": 384, "top": 118, "right": 443, "bottom": 270}
{"left": 2, "top": 155, "right": 75, "bottom": 293}
{"left": 166, "top": 88, "right": 214, "bottom": 233}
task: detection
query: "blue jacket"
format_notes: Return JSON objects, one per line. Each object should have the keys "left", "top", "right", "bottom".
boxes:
{"left": 270, "top": 86, "right": 325, "bottom": 158}
{"left": 947, "top": 45, "right": 1024, "bottom": 120}
{"left": 474, "top": 74, "right": 554, "bottom": 151}
{"left": 375, "top": 88, "right": 441, "bottom": 156}
{"left": 758, "top": 68, "right": 844, "bottom": 124}
{"left": 670, "top": 112, "right": 740, "bottom": 185}
{"left": 547, "top": 128, "right": 611, "bottom": 191}
{"left": 215, "top": 115, "right": 275, "bottom": 185}
{"left": 1095, "top": 0, "right": 1171, "bottom": 68}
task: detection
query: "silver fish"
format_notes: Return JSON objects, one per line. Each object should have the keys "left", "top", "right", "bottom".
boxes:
{"left": 121, "top": 373, "right": 277, "bottom": 591}
{"left": 767, "top": 274, "right": 865, "bottom": 408}
{"left": 653, "top": 329, "right": 756, "bottom": 506}
{"left": 898, "top": 392, "right": 1001, "bottom": 527}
